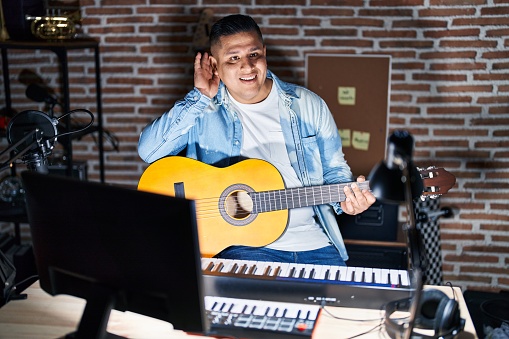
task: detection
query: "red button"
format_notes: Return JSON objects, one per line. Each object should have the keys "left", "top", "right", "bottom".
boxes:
{"left": 296, "top": 322, "right": 308, "bottom": 331}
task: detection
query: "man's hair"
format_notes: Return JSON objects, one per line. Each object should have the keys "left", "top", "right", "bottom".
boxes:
{"left": 209, "top": 14, "right": 264, "bottom": 48}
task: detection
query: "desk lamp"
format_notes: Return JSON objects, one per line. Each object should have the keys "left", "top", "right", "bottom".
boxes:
{"left": 368, "top": 130, "right": 426, "bottom": 270}
{"left": 368, "top": 130, "right": 427, "bottom": 339}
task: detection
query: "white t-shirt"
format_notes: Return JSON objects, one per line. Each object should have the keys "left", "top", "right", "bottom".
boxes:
{"left": 227, "top": 84, "right": 330, "bottom": 251}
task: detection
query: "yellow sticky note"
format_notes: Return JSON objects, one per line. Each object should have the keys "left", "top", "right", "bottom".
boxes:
{"left": 338, "top": 129, "right": 351, "bottom": 147}
{"left": 338, "top": 86, "right": 356, "bottom": 105}
{"left": 352, "top": 131, "right": 370, "bottom": 151}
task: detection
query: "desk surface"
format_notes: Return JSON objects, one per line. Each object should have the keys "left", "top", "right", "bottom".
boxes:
{"left": 0, "top": 282, "right": 477, "bottom": 339}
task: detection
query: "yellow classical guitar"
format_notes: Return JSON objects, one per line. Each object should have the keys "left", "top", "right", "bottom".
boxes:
{"left": 137, "top": 156, "right": 455, "bottom": 257}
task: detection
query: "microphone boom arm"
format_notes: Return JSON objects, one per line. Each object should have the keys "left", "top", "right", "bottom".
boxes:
{"left": 0, "top": 129, "right": 46, "bottom": 173}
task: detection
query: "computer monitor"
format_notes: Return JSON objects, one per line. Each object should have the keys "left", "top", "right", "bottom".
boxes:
{"left": 21, "top": 171, "right": 209, "bottom": 339}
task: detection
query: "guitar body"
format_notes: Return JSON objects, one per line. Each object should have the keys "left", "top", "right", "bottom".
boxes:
{"left": 138, "top": 157, "right": 288, "bottom": 257}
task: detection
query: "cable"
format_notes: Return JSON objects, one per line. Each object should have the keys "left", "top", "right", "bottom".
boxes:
{"left": 4, "top": 274, "right": 39, "bottom": 303}
{"left": 319, "top": 300, "right": 390, "bottom": 339}
{"left": 320, "top": 304, "right": 385, "bottom": 322}
{"left": 54, "top": 108, "right": 95, "bottom": 139}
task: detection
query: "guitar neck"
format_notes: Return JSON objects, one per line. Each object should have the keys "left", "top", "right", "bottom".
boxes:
{"left": 250, "top": 181, "right": 371, "bottom": 213}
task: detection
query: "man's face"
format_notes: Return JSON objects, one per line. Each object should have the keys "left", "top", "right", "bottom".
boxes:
{"left": 211, "top": 31, "right": 271, "bottom": 104}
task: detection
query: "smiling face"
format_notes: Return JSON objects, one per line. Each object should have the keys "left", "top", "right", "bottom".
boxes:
{"left": 210, "top": 31, "right": 272, "bottom": 104}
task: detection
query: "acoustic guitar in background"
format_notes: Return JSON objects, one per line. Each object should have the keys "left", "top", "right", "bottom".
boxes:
{"left": 138, "top": 157, "right": 456, "bottom": 258}
{"left": 192, "top": 8, "right": 214, "bottom": 54}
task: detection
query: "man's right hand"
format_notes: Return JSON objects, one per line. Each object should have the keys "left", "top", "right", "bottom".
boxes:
{"left": 194, "top": 52, "right": 220, "bottom": 98}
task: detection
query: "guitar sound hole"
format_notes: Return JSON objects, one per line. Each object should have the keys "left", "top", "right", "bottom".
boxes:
{"left": 225, "top": 190, "right": 253, "bottom": 220}
{"left": 219, "top": 184, "right": 257, "bottom": 227}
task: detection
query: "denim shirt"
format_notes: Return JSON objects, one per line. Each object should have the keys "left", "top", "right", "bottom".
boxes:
{"left": 138, "top": 70, "right": 353, "bottom": 261}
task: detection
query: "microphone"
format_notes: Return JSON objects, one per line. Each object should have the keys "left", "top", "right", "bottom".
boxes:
{"left": 6, "top": 110, "right": 58, "bottom": 174}
{"left": 25, "top": 83, "right": 59, "bottom": 106}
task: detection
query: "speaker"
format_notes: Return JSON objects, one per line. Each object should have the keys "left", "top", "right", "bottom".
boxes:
{"left": 338, "top": 200, "right": 399, "bottom": 242}
{"left": 48, "top": 161, "right": 88, "bottom": 181}
{"left": 2, "top": 0, "right": 44, "bottom": 40}
{"left": 385, "top": 289, "right": 465, "bottom": 339}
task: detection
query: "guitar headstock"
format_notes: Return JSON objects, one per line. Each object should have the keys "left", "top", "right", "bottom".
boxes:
{"left": 418, "top": 166, "right": 456, "bottom": 200}
{"left": 192, "top": 8, "right": 214, "bottom": 53}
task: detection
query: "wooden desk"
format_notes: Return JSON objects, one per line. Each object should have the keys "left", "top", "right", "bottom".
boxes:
{"left": 0, "top": 282, "right": 477, "bottom": 339}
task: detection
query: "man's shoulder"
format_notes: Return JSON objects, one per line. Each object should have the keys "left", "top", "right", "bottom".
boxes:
{"left": 269, "top": 71, "right": 323, "bottom": 102}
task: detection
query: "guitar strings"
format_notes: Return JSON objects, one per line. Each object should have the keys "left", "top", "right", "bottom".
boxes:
{"left": 191, "top": 183, "right": 363, "bottom": 220}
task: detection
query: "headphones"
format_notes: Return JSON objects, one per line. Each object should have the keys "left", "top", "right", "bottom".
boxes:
{"left": 385, "top": 289, "right": 465, "bottom": 339}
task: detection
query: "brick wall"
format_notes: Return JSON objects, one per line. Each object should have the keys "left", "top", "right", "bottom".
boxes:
{"left": 0, "top": 1, "right": 507, "bottom": 292}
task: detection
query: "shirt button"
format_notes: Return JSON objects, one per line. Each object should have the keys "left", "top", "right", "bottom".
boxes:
{"left": 234, "top": 140, "right": 239, "bottom": 145}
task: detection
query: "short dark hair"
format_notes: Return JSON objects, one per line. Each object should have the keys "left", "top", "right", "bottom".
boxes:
{"left": 209, "top": 14, "right": 263, "bottom": 48}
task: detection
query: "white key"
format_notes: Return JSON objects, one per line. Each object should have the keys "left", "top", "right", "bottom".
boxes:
{"left": 400, "top": 270, "right": 410, "bottom": 286}
{"left": 327, "top": 266, "right": 339, "bottom": 280}
{"left": 354, "top": 267, "right": 364, "bottom": 282}
{"left": 284, "top": 306, "right": 299, "bottom": 319}
{"left": 286, "top": 263, "right": 301, "bottom": 278}
{"left": 339, "top": 266, "right": 348, "bottom": 281}
{"left": 364, "top": 267, "right": 373, "bottom": 283}
{"left": 219, "top": 260, "right": 236, "bottom": 273}
{"left": 390, "top": 269, "right": 400, "bottom": 285}
{"left": 345, "top": 266, "right": 356, "bottom": 281}
{"left": 253, "top": 305, "right": 269, "bottom": 316}
{"left": 239, "top": 260, "right": 257, "bottom": 274}
{"left": 381, "top": 269, "right": 390, "bottom": 284}
{"left": 243, "top": 304, "right": 255, "bottom": 314}
{"left": 275, "top": 307, "right": 286, "bottom": 318}
{"left": 294, "top": 264, "right": 307, "bottom": 278}
{"left": 276, "top": 262, "right": 290, "bottom": 277}
{"left": 303, "top": 264, "right": 315, "bottom": 279}
{"left": 313, "top": 265, "right": 327, "bottom": 280}
{"left": 230, "top": 302, "right": 245, "bottom": 314}
{"left": 373, "top": 268, "right": 382, "bottom": 283}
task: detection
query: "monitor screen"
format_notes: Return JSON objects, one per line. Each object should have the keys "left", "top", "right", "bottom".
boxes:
{"left": 21, "top": 171, "right": 208, "bottom": 338}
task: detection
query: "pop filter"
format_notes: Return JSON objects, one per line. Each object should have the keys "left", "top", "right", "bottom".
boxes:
{"left": 7, "top": 110, "right": 58, "bottom": 152}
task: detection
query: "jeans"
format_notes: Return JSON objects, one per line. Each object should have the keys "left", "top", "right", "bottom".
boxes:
{"left": 215, "top": 245, "right": 347, "bottom": 266}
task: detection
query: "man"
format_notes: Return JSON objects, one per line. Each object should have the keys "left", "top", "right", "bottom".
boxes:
{"left": 138, "top": 14, "right": 376, "bottom": 266}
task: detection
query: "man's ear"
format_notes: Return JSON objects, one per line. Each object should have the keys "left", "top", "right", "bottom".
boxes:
{"left": 210, "top": 56, "right": 218, "bottom": 73}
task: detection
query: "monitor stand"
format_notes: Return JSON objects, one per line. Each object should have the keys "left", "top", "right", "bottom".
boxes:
{"left": 65, "top": 284, "right": 125, "bottom": 339}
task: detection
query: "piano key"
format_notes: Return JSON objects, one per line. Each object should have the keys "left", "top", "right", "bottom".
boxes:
{"left": 230, "top": 302, "right": 245, "bottom": 314}
{"left": 284, "top": 307, "right": 299, "bottom": 319}
{"left": 337, "top": 266, "right": 347, "bottom": 281}
{"left": 243, "top": 304, "right": 255, "bottom": 314}
{"left": 295, "top": 264, "right": 307, "bottom": 278}
{"left": 303, "top": 264, "right": 315, "bottom": 279}
{"left": 299, "top": 310, "right": 309, "bottom": 320}
{"left": 354, "top": 267, "right": 364, "bottom": 282}
{"left": 275, "top": 307, "right": 285, "bottom": 318}
{"left": 348, "top": 266, "right": 358, "bottom": 281}
{"left": 373, "top": 268, "right": 381, "bottom": 283}
{"left": 327, "top": 266, "right": 338, "bottom": 280}
{"left": 252, "top": 262, "right": 270, "bottom": 276}
{"left": 275, "top": 262, "right": 290, "bottom": 277}
{"left": 390, "top": 269, "right": 400, "bottom": 285}
{"left": 252, "top": 305, "right": 268, "bottom": 316}
{"left": 381, "top": 269, "right": 390, "bottom": 284}
{"left": 364, "top": 267, "right": 373, "bottom": 283}
{"left": 400, "top": 270, "right": 410, "bottom": 286}
{"left": 313, "top": 265, "right": 326, "bottom": 280}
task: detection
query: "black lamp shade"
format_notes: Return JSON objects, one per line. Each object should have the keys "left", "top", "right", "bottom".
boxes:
{"left": 368, "top": 160, "right": 424, "bottom": 203}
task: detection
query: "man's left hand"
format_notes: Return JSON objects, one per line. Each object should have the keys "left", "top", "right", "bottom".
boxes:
{"left": 341, "top": 176, "right": 376, "bottom": 215}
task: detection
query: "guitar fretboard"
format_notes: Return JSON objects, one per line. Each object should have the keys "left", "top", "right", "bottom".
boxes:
{"left": 249, "top": 181, "right": 370, "bottom": 213}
